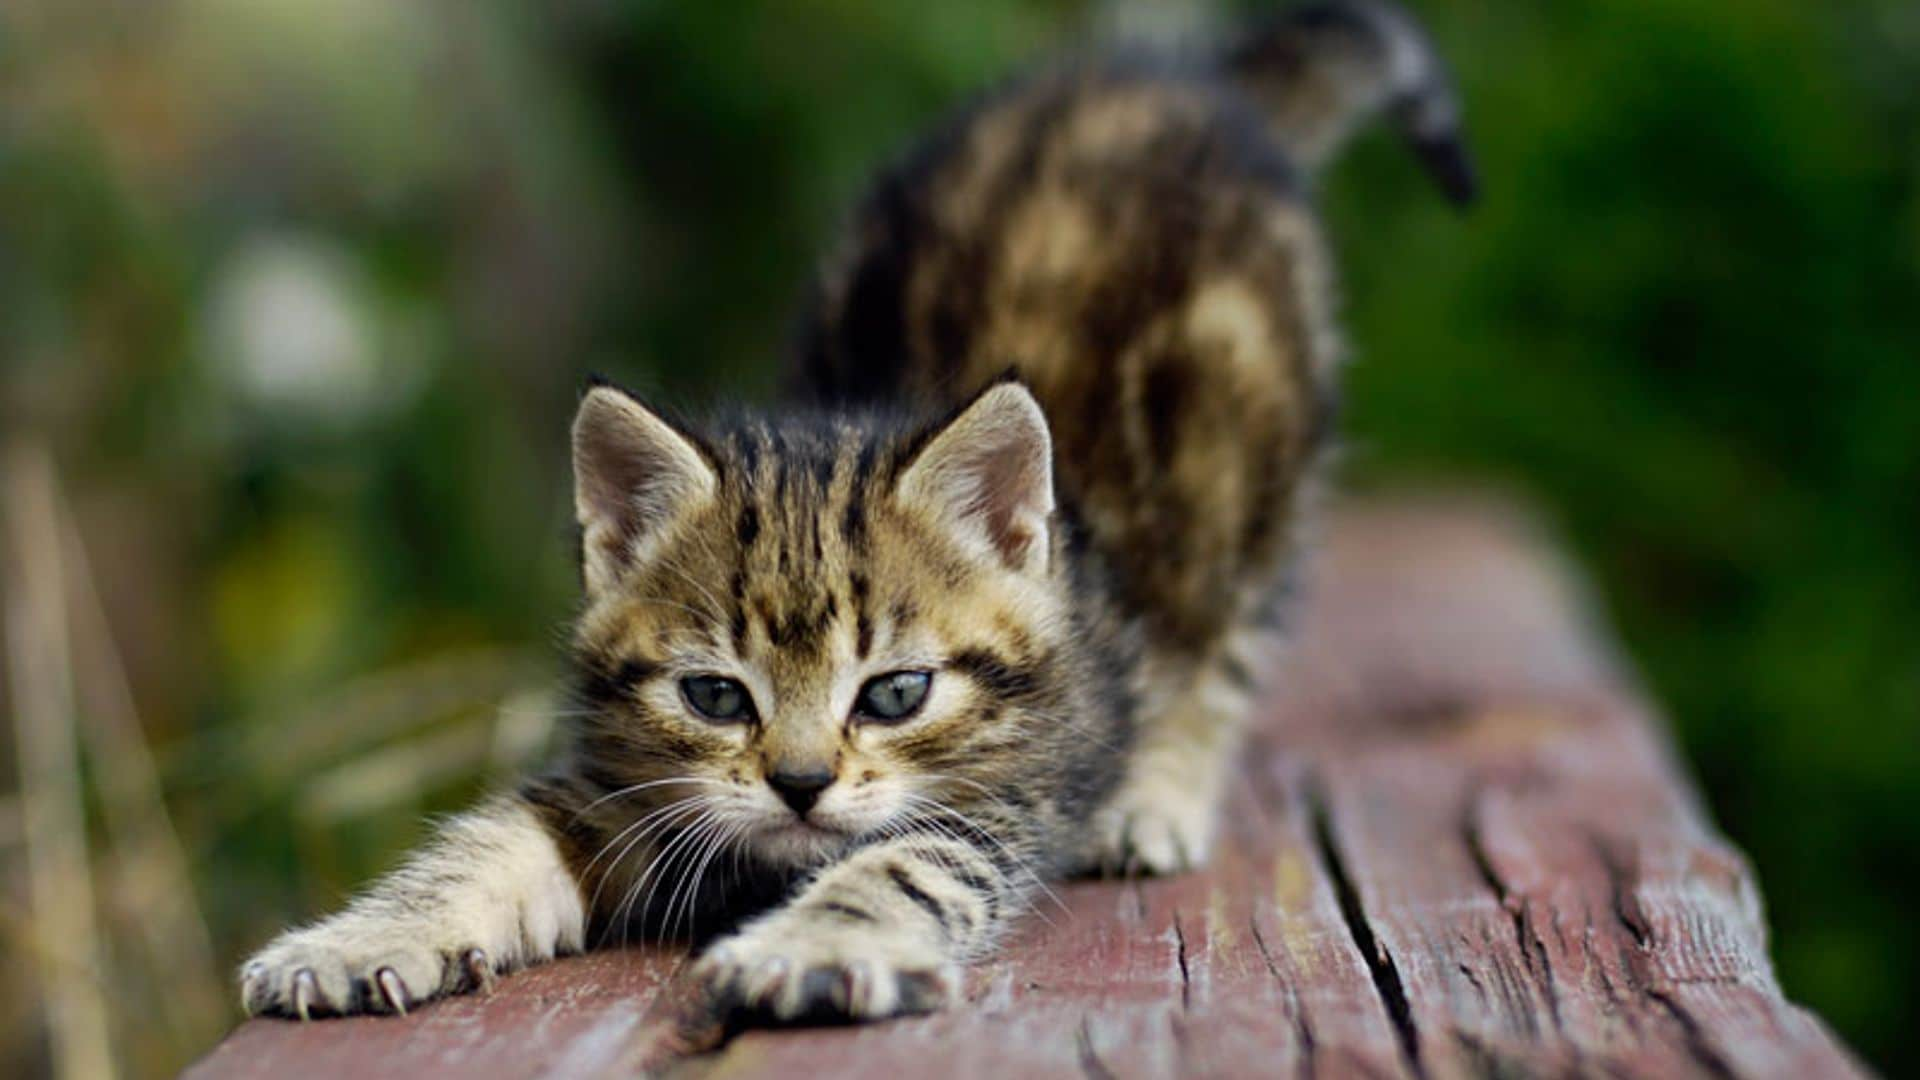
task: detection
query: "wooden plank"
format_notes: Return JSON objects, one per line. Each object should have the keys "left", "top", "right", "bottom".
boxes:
{"left": 186, "top": 950, "right": 685, "bottom": 1079}
{"left": 1270, "top": 500, "right": 1862, "bottom": 1079}
{"left": 185, "top": 496, "right": 1864, "bottom": 1079}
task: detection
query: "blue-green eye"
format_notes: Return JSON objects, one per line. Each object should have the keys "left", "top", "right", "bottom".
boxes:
{"left": 855, "top": 671, "right": 932, "bottom": 722}
{"left": 680, "top": 675, "right": 753, "bottom": 722}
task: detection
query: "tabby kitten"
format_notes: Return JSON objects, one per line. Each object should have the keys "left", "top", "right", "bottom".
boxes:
{"left": 241, "top": 0, "right": 1471, "bottom": 1025}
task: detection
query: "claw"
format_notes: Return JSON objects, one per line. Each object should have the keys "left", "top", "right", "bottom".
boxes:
{"left": 463, "top": 948, "right": 496, "bottom": 996}
{"left": 239, "top": 962, "right": 265, "bottom": 1010}
{"left": 841, "top": 960, "right": 874, "bottom": 1014}
{"left": 292, "top": 969, "right": 320, "bottom": 1022}
{"left": 375, "top": 968, "right": 409, "bottom": 1016}
{"left": 743, "top": 957, "right": 790, "bottom": 1006}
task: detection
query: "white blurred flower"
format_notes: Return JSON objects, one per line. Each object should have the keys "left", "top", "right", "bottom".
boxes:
{"left": 204, "top": 232, "right": 411, "bottom": 431}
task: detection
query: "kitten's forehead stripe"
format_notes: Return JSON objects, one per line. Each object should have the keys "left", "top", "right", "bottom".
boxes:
{"left": 727, "top": 566, "right": 749, "bottom": 652}
{"left": 850, "top": 572, "right": 873, "bottom": 659}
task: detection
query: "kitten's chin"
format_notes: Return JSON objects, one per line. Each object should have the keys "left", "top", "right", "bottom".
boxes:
{"left": 746, "top": 820, "right": 854, "bottom": 867}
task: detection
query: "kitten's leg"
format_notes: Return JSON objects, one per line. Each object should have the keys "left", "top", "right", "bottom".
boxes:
{"left": 693, "top": 833, "right": 1015, "bottom": 1021}
{"left": 1091, "top": 647, "right": 1255, "bottom": 875}
{"left": 240, "top": 794, "right": 585, "bottom": 1018}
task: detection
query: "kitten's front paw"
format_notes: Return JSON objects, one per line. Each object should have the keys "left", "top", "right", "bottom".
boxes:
{"left": 241, "top": 920, "right": 495, "bottom": 1019}
{"left": 1091, "top": 783, "right": 1217, "bottom": 876}
{"left": 693, "top": 917, "right": 957, "bottom": 1023}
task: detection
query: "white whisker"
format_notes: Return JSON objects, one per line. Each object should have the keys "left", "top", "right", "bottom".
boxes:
{"left": 585, "top": 797, "right": 716, "bottom": 924}
{"left": 618, "top": 806, "right": 725, "bottom": 945}
{"left": 573, "top": 775, "right": 721, "bottom": 820}
{"left": 669, "top": 818, "right": 744, "bottom": 944}
{"left": 899, "top": 792, "right": 1067, "bottom": 917}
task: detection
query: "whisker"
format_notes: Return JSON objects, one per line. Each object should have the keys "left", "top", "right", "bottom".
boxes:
{"left": 660, "top": 816, "right": 725, "bottom": 943}
{"left": 585, "top": 797, "right": 716, "bottom": 923}
{"left": 618, "top": 807, "right": 724, "bottom": 946}
{"left": 654, "top": 813, "right": 735, "bottom": 944}
{"left": 669, "top": 819, "right": 743, "bottom": 944}
{"left": 573, "top": 776, "right": 722, "bottom": 820}
{"left": 645, "top": 561, "right": 729, "bottom": 624}
{"left": 581, "top": 792, "right": 714, "bottom": 881}
{"left": 891, "top": 806, "right": 1054, "bottom": 927}
{"left": 1008, "top": 706, "right": 1130, "bottom": 755}
{"left": 899, "top": 792, "right": 1067, "bottom": 917}
{"left": 616, "top": 809, "right": 716, "bottom": 942}
{"left": 622, "top": 594, "right": 720, "bottom": 623}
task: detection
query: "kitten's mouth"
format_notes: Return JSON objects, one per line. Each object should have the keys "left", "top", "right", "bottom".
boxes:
{"left": 760, "top": 818, "right": 844, "bottom": 840}
{"left": 750, "top": 818, "right": 854, "bottom": 864}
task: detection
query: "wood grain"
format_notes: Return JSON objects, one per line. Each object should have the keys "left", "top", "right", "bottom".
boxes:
{"left": 185, "top": 496, "right": 1865, "bottom": 1079}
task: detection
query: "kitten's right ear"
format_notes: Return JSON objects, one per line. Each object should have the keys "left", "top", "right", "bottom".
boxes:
{"left": 572, "top": 385, "right": 716, "bottom": 594}
{"left": 894, "top": 380, "right": 1055, "bottom": 576}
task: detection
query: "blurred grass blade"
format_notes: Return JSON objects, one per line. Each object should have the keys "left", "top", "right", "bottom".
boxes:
{"left": 3, "top": 441, "right": 116, "bottom": 1080}
{"left": 57, "top": 477, "right": 226, "bottom": 1055}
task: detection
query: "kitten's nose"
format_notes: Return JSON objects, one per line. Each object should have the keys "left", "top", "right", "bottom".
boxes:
{"left": 767, "top": 767, "right": 835, "bottom": 817}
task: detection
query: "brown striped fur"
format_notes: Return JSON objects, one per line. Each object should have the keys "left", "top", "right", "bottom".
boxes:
{"left": 240, "top": 1, "right": 1471, "bottom": 1028}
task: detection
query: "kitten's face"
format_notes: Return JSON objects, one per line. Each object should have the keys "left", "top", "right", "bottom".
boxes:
{"left": 569, "top": 382, "right": 1066, "bottom": 868}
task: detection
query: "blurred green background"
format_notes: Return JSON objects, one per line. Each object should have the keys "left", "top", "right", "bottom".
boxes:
{"left": 1, "top": 0, "right": 1914, "bottom": 1074}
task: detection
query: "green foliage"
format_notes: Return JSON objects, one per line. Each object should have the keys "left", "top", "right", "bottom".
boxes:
{"left": 2, "top": 0, "right": 1913, "bottom": 1071}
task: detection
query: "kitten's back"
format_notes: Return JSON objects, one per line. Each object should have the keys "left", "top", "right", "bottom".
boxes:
{"left": 794, "top": 1, "right": 1470, "bottom": 654}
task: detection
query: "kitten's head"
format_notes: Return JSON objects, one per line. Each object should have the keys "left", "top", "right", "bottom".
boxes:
{"left": 567, "top": 378, "right": 1071, "bottom": 868}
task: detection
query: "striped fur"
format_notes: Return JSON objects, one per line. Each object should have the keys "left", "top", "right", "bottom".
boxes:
{"left": 239, "top": 1, "right": 1471, "bottom": 1025}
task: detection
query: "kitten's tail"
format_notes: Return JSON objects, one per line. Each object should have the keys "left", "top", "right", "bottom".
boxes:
{"left": 1220, "top": 0, "right": 1477, "bottom": 206}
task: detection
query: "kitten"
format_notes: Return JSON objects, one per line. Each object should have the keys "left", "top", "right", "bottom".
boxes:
{"left": 241, "top": 0, "right": 1471, "bottom": 1026}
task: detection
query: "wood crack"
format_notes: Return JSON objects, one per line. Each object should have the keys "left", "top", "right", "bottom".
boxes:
{"left": 1308, "top": 774, "right": 1424, "bottom": 1079}
{"left": 1591, "top": 833, "right": 1650, "bottom": 950}
{"left": 1648, "top": 988, "right": 1740, "bottom": 1080}
{"left": 1167, "top": 1010, "right": 1194, "bottom": 1077}
{"left": 1462, "top": 795, "right": 1566, "bottom": 1036}
{"left": 1249, "top": 914, "right": 1318, "bottom": 1080}
{"left": 1172, "top": 908, "right": 1192, "bottom": 1010}
{"left": 1594, "top": 831, "right": 1740, "bottom": 1080}
{"left": 1075, "top": 1014, "right": 1118, "bottom": 1080}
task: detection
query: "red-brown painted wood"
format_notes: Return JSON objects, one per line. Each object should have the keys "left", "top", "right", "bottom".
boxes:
{"left": 185, "top": 496, "right": 1865, "bottom": 1079}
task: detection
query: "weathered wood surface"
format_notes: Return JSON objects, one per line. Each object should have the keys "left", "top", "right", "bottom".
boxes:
{"left": 187, "top": 496, "right": 1865, "bottom": 1079}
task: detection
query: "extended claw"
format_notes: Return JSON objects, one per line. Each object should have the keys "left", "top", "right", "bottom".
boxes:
{"left": 839, "top": 959, "right": 875, "bottom": 1014}
{"left": 463, "top": 948, "right": 496, "bottom": 995}
{"left": 292, "top": 969, "right": 321, "bottom": 1022}
{"left": 240, "top": 962, "right": 264, "bottom": 1004}
{"left": 742, "top": 957, "right": 791, "bottom": 1006}
{"left": 375, "top": 967, "right": 409, "bottom": 1016}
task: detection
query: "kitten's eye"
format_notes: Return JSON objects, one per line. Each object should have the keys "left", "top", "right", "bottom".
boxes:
{"left": 680, "top": 675, "right": 754, "bottom": 722}
{"left": 854, "top": 671, "right": 932, "bottom": 723}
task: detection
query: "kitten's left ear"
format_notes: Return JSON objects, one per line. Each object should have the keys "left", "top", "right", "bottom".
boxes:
{"left": 895, "top": 380, "right": 1055, "bottom": 575}
{"left": 572, "top": 384, "right": 717, "bottom": 594}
